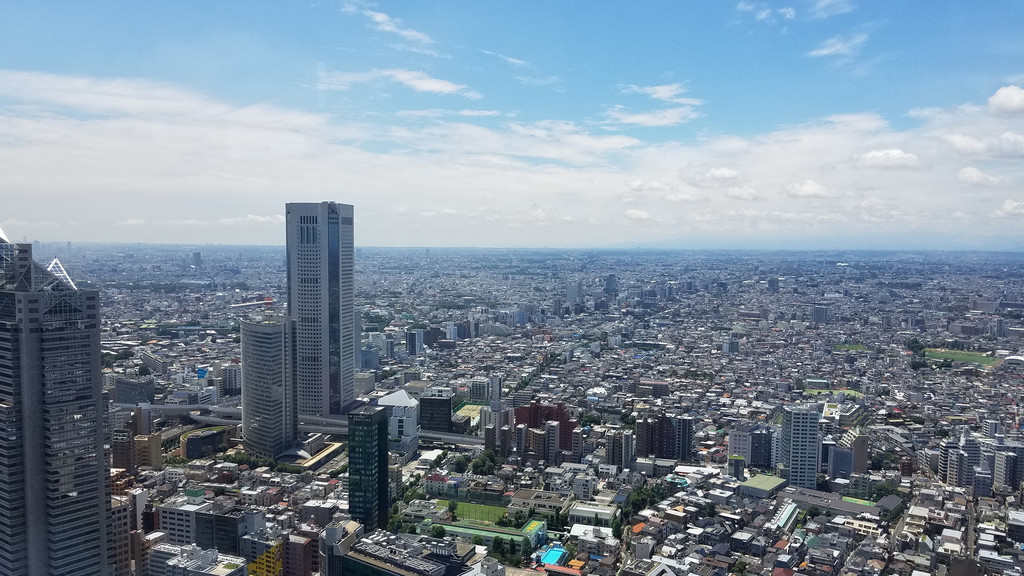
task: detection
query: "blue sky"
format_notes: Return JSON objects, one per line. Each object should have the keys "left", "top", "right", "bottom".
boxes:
{"left": 2, "top": 1, "right": 1024, "bottom": 248}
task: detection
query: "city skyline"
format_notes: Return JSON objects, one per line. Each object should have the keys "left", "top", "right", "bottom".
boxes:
{"left": 2, "top": 3, "right": 1024, "bottom": 249}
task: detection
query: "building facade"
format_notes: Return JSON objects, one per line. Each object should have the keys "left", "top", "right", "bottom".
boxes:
{"left": 779, "top": 405, "right": 821, "bottom": 490}
{"left": 286, "top": 202, "right": 356, "bottom": 417}
{"left": 240, "top": 317, "right": 298, "bottom": 461}
{"left": 0, "top": 238, "right": 111, "bottom": 576}
{"left": 348, "top": 406, "right": 390, "bottom": 530}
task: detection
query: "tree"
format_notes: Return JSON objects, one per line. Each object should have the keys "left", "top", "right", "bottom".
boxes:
{"left": 452, "top": 455, "right": 470, "bottom": 474}
{"left": 611, "top": 515, "right": 623, "bottom": 539}
{"left": 734, "top": 560, "right": 749, "bottom": 575}
{"left": 490, "top": 536, "right": 507, "bottom": 556}
{"left": 702, "top": 501, "right": 717, "bottom": 517}
{"left": 433, "top": 451, "right": 448, "bottom": 468}
{"left": 873, "top": 483, "right": 899, "bottom": 501}
{"left": 447, "top": 500, "right": 459, "bottom": 521}
{"left": 472, "top": 535, "right": 484, "bottom": 546}
{"left": 431, "top": 525, "right": 447, "bottom": 538}
{"left": 906, "top": 337, "right": 926, "bottom": 356}
{"left": 138, "top": 364, "right": 152, "bottom": 377}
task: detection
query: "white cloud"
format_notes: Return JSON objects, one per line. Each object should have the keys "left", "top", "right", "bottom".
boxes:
{"left": 354, "top": 8, "right": 434, "bottom": 44}
{"left": 683, "top": 164, "right": 745, "bottom": 188}
{"left": 627, "top": 179, "right": 672, "bottom": 192}
{"left": 459, "top": 110, "right": 502, "bottom": 117}
{"left": 480, "top": 49, "right": 527, "bottom": 67}
{"left": 3, "top": 70, "right": 1024, "bottom": 248}
{"left": 998, "top": 132, "right": 1024, "bottom": 156}
{"left": 991, "top": 199, "right": 1024, "bottom": 218}
{"left": 626, "top": 209, "right": 653, "bottom": 220}
{"left": 218, "top": 214, "right": 286, "bottom": 225}
{"left": 807, "top": 33, "right": 868, "bottom": 58}
{"left": 988, "top": 85, "right": 1024, "bottom": 116}
{"left": 943, "top": 133, "right": 987, "bottom": 155}
{"left": 623, "top": 83, "right": 702, "bottom": 105}
{"left": 516, "top": 75, "right": 560, "bottom": 87}
{"left": 665, "top": 192, "right": 703, "bottom": 203}
{"left": 736, "top": 2, "right": 796, "bottom": 23}
{"left": 941, "top": 131, "right": 1024, "bottom": 157}
{"left": 318, "top": 69, "right": 481, "bottom": 99}
{"left": 957, "top": 166, "right": 1003, "bottom": 186}
{"left": 810, "top": 0, "right": 854, "bottom": 19}
{"left": 856, "top": 148, "right": 919, "bottom": 168}
{"left": 787, "top": 179, "right": 828, "bottom": 197}
{"left": 725, "top": 186, "right": 762, "bottom": 200}
{"left": 605, "top": 106, "right": 701, "bottom": 127}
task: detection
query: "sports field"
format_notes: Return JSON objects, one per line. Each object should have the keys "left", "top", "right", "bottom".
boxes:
{"left": 436, "top": 500, "right": 507, "bottom": 523}
{"left": 833, "top": 344, "right": 866, "bottom": 351}
{"left": 804, "top": 389, "right": 864, "bottom": 397}
{"left": 925, "top": 348, "right": 999, "bottom": 366}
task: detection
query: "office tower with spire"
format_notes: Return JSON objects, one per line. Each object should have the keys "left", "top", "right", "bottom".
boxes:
{"left": 0, "top": 230, "right": 111, "bottom": 575}
{"left": 286, "top": 202, "right": 356, "bottom": 417}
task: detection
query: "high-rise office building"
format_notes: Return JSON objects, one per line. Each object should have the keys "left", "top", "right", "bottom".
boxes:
{"left": 241, "top": 317, "right": 298, "bottom": 461}
{"left": 419, "top": 387, "right": 454, "bottom": 433}
{"left": 286, "top": 202, "right": 356, "bottom": 417}
{"left": 0, "top": 236, "right": 111, "bottom": 575}
{"left": 750, "top": 429, "right": 773, "bottom": 469}
{"left": 347, "top": 406, "right": 390, "bottom": 530}
{"left": 779, "top": 405, "right": 821, "bottom": 490}
{"left": 810, "top": 305, "right": 830, "bottom": 324}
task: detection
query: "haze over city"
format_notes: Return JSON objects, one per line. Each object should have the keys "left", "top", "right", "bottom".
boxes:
{"left": 2, "top": 2, "right": 1024, "bottom": 249}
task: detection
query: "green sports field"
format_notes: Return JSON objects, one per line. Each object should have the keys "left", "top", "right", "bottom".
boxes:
{"left": 435, "top": 500, "right": 507, "bottom": 523}
{"left": 833, "top": 344, "right": 866, "bottom": 351}
{"left": 924, "top": 348, "right": 999, "bottom": 366}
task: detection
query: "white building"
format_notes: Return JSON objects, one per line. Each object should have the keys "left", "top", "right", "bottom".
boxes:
{"left": 163, "top": 544, "right": 247, "bottom": 576}
{"left": 378, "top": 390, "right": 420, "bottom": 463}
{"left": 157, "top": 487, "right": 213, "bottom": 546}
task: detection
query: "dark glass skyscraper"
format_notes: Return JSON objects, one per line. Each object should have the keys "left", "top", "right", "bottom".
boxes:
{"left": 286, "top": 202, "right": 355, "bottom": 417}
{"left": 347, "top": 406, "right": 389, "bottom": 530}
{"left": 0, "top": 235, "right": 110, "bottom": 576}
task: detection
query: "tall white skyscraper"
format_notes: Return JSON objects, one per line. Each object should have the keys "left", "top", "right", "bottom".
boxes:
{"left": 779, "top": 405, "right": 821, "bottom": 490}
{"left": 240, "top": 317, "right": 298, "bottom": 460}
{"left": 286, "top": 202, "right": 356, "bottom": 416}
{"left": 0, "top": 235, "right": 111, "bottom": 575}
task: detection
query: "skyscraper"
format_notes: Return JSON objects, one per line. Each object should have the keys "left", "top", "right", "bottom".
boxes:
{"left": 286, "top": 202, "right": 356, "bottom": 416}
{"left": 347, "top": 406, "right": 389, "bottom": 530}
{"left": 0, "top": 235, "right": 111, "bottom": 575}
{"left": 779, "top": 405, "right": 821, "bottom": 490}
{"left": 240, "top": 317, "right": 298, "bottom": 461}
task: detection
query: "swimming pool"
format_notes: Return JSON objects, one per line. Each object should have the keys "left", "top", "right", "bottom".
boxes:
{"left": 541, "top": 546, "right": 567, "bottom": 566}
